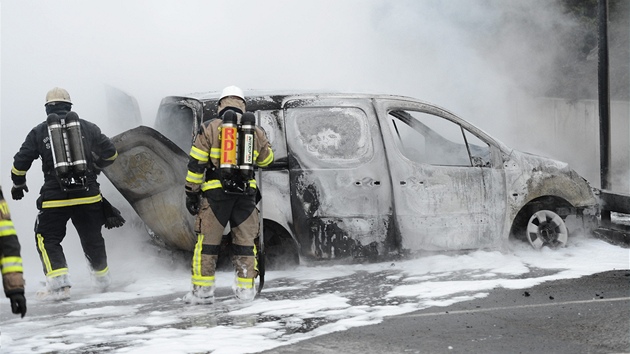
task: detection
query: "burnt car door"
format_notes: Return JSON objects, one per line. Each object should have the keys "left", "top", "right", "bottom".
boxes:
{"left": 374, "top": 99, "right": 507, "bottom": 251}
{"left": 283, "top": 98, "right": 396, "bottom": 260}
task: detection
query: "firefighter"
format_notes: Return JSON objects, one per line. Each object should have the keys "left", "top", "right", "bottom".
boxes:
{"left": 0, "top": 186, "right": 26, "bottom": 317}
{"left": 184, "top": 85, "right": 274, "bottom": 304}
{"left": 11, "top": 87, "right": 122, "bottom": 300}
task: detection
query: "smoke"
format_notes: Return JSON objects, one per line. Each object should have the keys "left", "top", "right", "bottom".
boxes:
{"left": 1, "top": 1, "right": 602, "bottom": 287}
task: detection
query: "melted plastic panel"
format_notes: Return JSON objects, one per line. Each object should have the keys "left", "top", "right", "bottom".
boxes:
{"left": 104, "top": 126, "right": 196, "bottom": 251}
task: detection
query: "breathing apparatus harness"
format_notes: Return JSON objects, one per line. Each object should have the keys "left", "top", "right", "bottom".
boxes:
{"left": 218, "top": 110, "right": 257, "bottom": 195}
{"left": 46, "top": 111, "right": 89, "bottom": 192}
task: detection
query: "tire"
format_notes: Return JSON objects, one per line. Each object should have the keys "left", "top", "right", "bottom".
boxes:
{"left": 526, "top": 210, "right": 568, "bottom": 249}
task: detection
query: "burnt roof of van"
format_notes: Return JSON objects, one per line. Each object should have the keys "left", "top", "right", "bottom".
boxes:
{"left": 157, "top": 91, "right": 510, "bottom": 152}
{"left": 161, "top": 91, "right": 420, "bottom": 112}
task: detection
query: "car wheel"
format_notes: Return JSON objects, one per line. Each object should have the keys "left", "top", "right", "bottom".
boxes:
{"left": 526, "top": 210, "right": 568, "bottom": 249}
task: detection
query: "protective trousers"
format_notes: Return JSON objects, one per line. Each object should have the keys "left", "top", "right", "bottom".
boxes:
{"left": 35, "top": 202, "right": 107, "bottom": 282}
{"left": 192, "top": 189, "right": 259, "bottom": 291}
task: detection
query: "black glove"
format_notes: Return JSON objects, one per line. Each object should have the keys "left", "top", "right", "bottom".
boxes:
{"left": 11, "top": 184, "right": 28, "bottom": 200}
{"left": 8, "top": 292, "right": 26, "bottom": 318}
{"left": 185, "top": 192, "right": 200, "bottom": 216}
{"left": 102, "top": 198, "right": 126, "bottom": 229}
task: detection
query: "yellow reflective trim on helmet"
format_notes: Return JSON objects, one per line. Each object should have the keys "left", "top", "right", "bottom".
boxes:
{"left": 41, "top": 194, "right": 102, "bottom": 208}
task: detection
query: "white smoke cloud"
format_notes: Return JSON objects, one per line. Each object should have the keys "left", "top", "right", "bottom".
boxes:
{"left": 1, "top": 0, "right": 588, "bottom": 286}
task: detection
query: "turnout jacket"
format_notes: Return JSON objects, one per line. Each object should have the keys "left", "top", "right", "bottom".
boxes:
{"left": 0, "top": 187, "right": 24, "bottom": 297}
{"left": 11, "top": 112, "right": 118, "bottom": 208}
{"left": 185, "top": 115, "right": 274, "bottom": 193}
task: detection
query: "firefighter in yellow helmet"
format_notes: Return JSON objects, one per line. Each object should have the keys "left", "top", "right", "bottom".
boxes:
{"left": 10, "top": 87, "right": 123, "bottom": 300}
{"left": 0, "top": 186, "right": 26, "bottom": 317}
{"left": 183, "top": 86, "right": 274, "bottom": 304}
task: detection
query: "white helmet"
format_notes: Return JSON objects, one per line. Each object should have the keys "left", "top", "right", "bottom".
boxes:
{"left": 45, "top": 87, "right": 72, "bottom": 105}
{"left": 219, "top": 85, "right": 244, "bottom": 102}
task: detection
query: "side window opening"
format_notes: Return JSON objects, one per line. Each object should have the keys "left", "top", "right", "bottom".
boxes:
{"left": 387, "top": 110, "right": 490, "bottom": 167}
{"left": 463, "top": 129, "right": 492, "bottom": 167}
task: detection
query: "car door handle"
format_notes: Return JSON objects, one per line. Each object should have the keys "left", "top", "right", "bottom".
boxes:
{"left": 354, "top": 179, "right": 381, "bottom": 186}
{"left": 400, "top": 180, "right": 423, "bottom": 185}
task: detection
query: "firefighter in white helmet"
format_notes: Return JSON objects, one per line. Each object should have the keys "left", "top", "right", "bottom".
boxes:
{"left": 183, "top": 86, "right": 274, "bottom": 304}
{"left": 10, "top": 87, "right": 124, "bottom": 300}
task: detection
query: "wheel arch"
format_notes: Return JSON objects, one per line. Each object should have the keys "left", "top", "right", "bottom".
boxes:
{"left": 262, "top": 219, "right": 300, "bottom": 269}
{"left": 509, "top": 195, "right": 574, "bottom": 242}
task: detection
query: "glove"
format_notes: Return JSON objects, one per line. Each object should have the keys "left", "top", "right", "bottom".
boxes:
{"left": 102, "top": 198, "right": 126, "bottom": 229}
{"left": 8, "top": 292, "right": 26, "bottom": 318}
{"left": 185, "top": 192, "right": 200, "bottom": 216}
{"left": 11, "top": 184, "right": 28, "bottom": 200}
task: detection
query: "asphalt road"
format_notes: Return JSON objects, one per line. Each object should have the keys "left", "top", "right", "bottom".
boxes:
{"left": 263, "top": 269, "right": 630, "bottom": 354}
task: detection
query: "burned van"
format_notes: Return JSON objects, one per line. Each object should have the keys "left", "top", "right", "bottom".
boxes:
{"left": 104, "top": 93, "right": 600, "bottom": 266}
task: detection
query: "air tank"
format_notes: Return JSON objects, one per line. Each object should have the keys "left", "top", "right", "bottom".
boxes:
{"left": 220, "top": 110, "right": 238, "bottom": 181}
{"left": 65, "top": 111, "right": 87, "bottom": 174}
{"left": 46, "top": 113, "right": 70, "bottom": 177}
{"left": 238, "top": 112, "right": 256, "bottom": 181}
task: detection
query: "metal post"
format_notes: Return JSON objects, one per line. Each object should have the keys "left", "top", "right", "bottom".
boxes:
{"left": 255, "top": 111, "right": 265, "bottom": 294}
{"left": 598, "top": 0, "right": 611, "bottom": 221}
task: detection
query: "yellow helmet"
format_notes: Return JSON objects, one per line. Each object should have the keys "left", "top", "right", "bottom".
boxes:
{"left": 45, "top": 87, "right": 72, "bottom": 105}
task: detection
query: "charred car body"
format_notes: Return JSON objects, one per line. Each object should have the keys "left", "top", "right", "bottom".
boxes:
{"left": 103, "top": 93, "right": 601, "bottom": 267}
